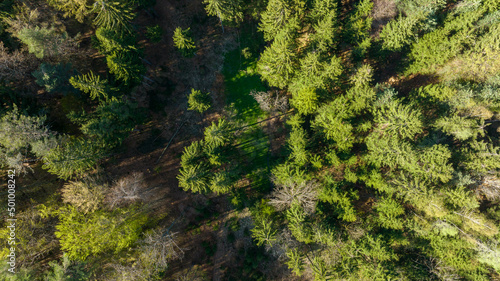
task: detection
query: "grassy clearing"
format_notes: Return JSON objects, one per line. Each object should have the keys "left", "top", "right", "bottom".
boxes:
{"left": 223, "top": 25, "right": 272, "bottom": 198}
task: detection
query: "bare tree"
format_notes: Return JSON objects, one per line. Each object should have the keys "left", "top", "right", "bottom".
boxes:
{"left": 110, "top": 228, "right": 185, "bottom": 280}
{"left": 269, "top": 180, "right": 319, "bottom": 214}
{"left": 0, "top": 42, "right": 37, "bottom": 83}
{"left": 251, "top": 90, "right": 289, "bottom": 114}
{"left": 476, "top": 175, "right": 500, "bottom": 201}
{"left": 107, "top": 172, "right": 146, "bottom": 208}
{"left": 141, "top": 229, "right": 185, "bottom": 269}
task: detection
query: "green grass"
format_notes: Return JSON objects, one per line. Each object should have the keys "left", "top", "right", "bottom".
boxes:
{"left": 222, "top": 25, "right": 273, "bottom": 200}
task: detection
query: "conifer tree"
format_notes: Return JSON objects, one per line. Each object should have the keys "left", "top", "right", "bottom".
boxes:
{"left": 92, "top": 0, "right": 135, "bottom": 34}
{"left": 257, "top": 32, "right": 297, "bottom": 89}
{"left": 48, "top": 0, "right": 91, "bottom": 23}
{"left": 187, "top": 89, "right": 211, "bottom": 113}
{"left": 259, "top": 0, "right": 297, "bottom": 41}
{"left": 203, "top": 0, "right": 243, "bottom": 31}
{"left": 173, "top": 27, "right": 196, "bottom": 57}
{"left": 373, "top": 101, "right": 423, "bottom": 140}
{"left": 69, "top": 71, "right": 111, "bottom": 102}
{"left": 32, "top": 63, "right": 75, "bottom": 94}
{"left": 43, "top": 138, "right": 105, "bottom": 180}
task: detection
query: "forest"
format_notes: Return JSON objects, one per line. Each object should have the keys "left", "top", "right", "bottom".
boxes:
{"left": 1, "top": 0, "right": 500, "bottom": 280}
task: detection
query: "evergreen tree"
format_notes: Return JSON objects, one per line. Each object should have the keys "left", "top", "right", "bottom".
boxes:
{"left": 257, "top": 32, "right": 297, "bottom": 88}
{"left": 373, "top": 101, "right": 424, "bottom": 140}
{"left": 187, "top": 89, "right": 211, "bottom": 113}
{"left": 106, "top": 51, "right": 145, "bottom": 85}
{"left": 17, "top": 27, "right": 74, "bottom": 59}
{"left": 434, "top": 115, "right": 485, "bottom": 141}
{"left": 32, "top": 63, "right": 75, "bottom": 94}
{"left": 69, "top": 71, "right": 112, "bottom": 102}
{"left": 259, "top": 0, "right": 299, "bottom": 41}
{"left": 92, "top": 0, "right": 135, "bottom": 34}
{"left": 173, "top": 27, "right": 196, "bottom": 57}
{"left": 55, "top": 205, "right": 148, "bottom": 260}
{"left": 48, "top": 0, "right": 91, "bottom": 23}
{"left": 42, "top": 138, "right": 105, "bottom": 180}
{"left": 203, "top": 0, "right": 243, "bottom": 30}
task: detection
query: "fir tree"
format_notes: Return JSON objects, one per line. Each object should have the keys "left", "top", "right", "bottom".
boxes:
{"left": 92, "top": 0, "right": 135, "bottom": 34}
{"left": 173, "top": 27, "right": 196, "bottom": 57}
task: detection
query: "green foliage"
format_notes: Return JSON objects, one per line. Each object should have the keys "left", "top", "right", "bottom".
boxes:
{"left": 55, "top": 205, "right": 147, "bottom": 260}
{"left": 173, "top": 27, "right": 196, "bottom": 56}
{"left": 290, "top": 87, "right": 319, "bottom": 115}
{"left": 48, "top": 0, "right": 91, "bottom": 23}
{"left": 287, "top": 203, "right": 313, "bottom": 243}
{"left": 44, "top": 254, "right": 90, "bottom": 281}
{"left": 462, "top": 140, "right": 500, "bottom": 174}
{"left": 17, "top": 27, "right": 72, "bottom": 59}
{"left": 204, "top": 119, "right": 231, "bottom": 147}
{"left": 313, "top": 96, "right": 355, "bottom": 151}
{"left": 375, "top": 197, "right": 405, "bottom": 229}
{"left": 319, "top": 178, "right": 358, "bottom": 222}
{"left": 32, "top": 63, "right": 75, "bottom": 94}
{"left": 203, "top": 0, "right": 243, "bottom": 24}
{"left": 106, "top": 51, "right": 145, "bottom": 85}
{"left": 345, "top": 0, "right": 373, "bottom": 46}
{"left": 285, "top": 249, "right": 304, "bottom": 276}
{"left": 0, "top": 106, "right": 53, "bottom": 170}
{"left": 70, "top": 71, "right": 112, "bottom": 102}
{"left": 257, "top": 33, "right": 297, "bottom": 88}
{"left": 177, "top": 164, "right": 209, "bottom": 193}
{"left": 42, "top": 138, "right": 105, "bottom": 180}
{"left": 287, "top": 126, "right": 309, "bottom": 165}
{"left": 95, "top": 27, "right": 136, "bottom": 53}
{"left": 92, "top": 0, "right": 135, "bottom": 34}
{"left": 146, "top": 25, "right": 163, "bottom": 43}
{"left": 188, "top": 89, "right": 211, "bottom": 113}
{"left": 309, "top": 0, "right": 338, "bottom": 51}
{"left": 69, "top": 99, "right": 138, "bottom": 147}
{"left": 380, "top": 12, "right": 427, "bottom": 51}
{"left": 373, "top": 101, "right": 423, "bottom": 140}
{"left": 434, "top": 115, "right": 484, "bottom": 141}
{"left": 259, "top": 0, "right": 300, "bottom": 41}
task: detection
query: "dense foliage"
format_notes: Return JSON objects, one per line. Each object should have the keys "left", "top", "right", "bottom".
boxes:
{"left": 1, "top": 0, "right": 500, "bottom": 280}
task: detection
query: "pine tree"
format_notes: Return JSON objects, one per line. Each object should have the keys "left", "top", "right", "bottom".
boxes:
{"left": 17, "top": 27, "right": 74, "bottom": 59}
{"left": 434, "top": 115, "right": 485, "bottom": 141}
{"left": 173, "top": 27, "right": 196, "bottom": 57}
{"left": 203, "top": 0, "right": 243, "bottom": 31}
{"left": 42, "top": 138, "right": 105, "bottom": 180}
{"left": 373, "top": 101, "right": 424, "bottom": 140}
{"left": 287, "top": 126, "right": 309, "bottom": 166}
{"left": 106, "top": 51, "right": 145, "bottom": 85}
{"left": 379, "top": 12, "right": 427, "bottom": 51}
{"left": 290, "top": 88, "right": 319, "bottom": 115}
{"left": 259, "top": 0, "right": 297, "bottom": 41}
{"left": 187, "top": 89, "right": 211, "bottom": 113}
{"left": 313, "top": 96, "right": 355, "bottom": 152}
{"left": 48, "top": 0, "right": 91, "bottom": 23}
{"left": 462, "top": 140, "right": 500, "bottom": 174}
{"left": 285, "top": 249, "right": 304, "bottom": 276}
{"left": 92, "top": 0, "right": 135, "bottom": 34}
{"left": 55, "top": 205, "right": 148, "bottom": 260}
{"left": 375, "top": 197, "right": 405, "bottom": 229}
{"left": 204, "top": 119, "right": 231, "bottom": 147}
{"left": 95, "top": 27, "right": 136, "bottom": 54}
{"left": 257, "top": 32, "right": 297, "bottom": 88}
{"left": 69, "top": 99, "right": 138, "bottom": 147}
{"left": 32, "top": 63, "right": 75, "bottom": 94}
{"left": 69, "top": 71, "right": 111, "bottom": 102}
{"left": 177, "top": 164, "right": 209, "bottom": 193}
